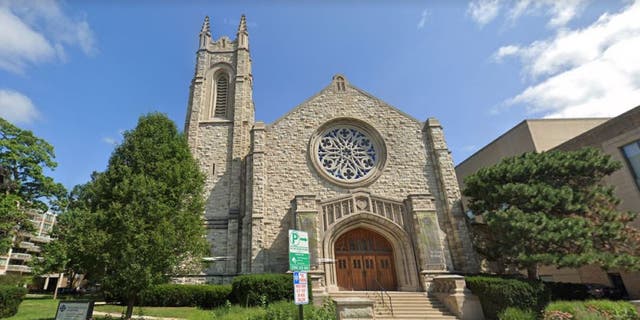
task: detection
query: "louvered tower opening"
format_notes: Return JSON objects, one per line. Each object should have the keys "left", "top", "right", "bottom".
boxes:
{"left": 214, "top": 74, "right": 229, "bottom": 118}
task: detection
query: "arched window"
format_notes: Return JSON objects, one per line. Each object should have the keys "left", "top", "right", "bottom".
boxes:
{"left": 213, "top": 73, "right": 229, "bottom": 118}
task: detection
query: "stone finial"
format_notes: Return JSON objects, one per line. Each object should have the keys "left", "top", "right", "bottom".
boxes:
{"left": 236, "top": 14, "right": 249, "bottom": 50}
{"left": 201, "top": 16, "right": 211, "bottom": 35}
{"left": 199, "top": 16, "right": 211, "bottom": 50}
{"left": 238, "top": 14, "right": 247, "bottom": 33}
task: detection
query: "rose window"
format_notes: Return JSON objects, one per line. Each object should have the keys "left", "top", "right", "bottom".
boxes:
{"left": 315, "top": 124, "right": 383, "bottom": 183}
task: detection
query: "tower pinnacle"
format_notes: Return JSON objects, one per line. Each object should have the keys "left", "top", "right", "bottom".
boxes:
{"left": 199, "top": 16, "right": 211, "bottom": 50}
{"left": 237, "top": 14, "right": 247, "bottom": 33}
{"left": 201, "top": 16, "right": 211, "bottom": 35}
{"left": 236, "top": 14, "right": 249, "bottom": 50}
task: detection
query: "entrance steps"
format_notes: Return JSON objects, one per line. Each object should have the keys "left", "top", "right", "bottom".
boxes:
{"left": 329, "top": 291, "right": 458, "bottom": 320}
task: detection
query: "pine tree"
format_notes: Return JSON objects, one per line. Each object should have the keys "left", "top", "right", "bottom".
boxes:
{"left": 463, "top": 148, "right": 640, "bottom": 279}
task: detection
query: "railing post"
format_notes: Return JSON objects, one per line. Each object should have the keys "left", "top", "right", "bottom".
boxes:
{"left": 431, "top": 275, "right": 484, "bottom": 320}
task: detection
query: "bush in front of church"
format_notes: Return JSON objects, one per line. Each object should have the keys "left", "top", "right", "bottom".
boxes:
{"left": 232, "top": 273, "right": 293, "bottom": 306}
{"left": 138, "top": 284, "right": 231, "bottom": 309}
{"left": 466, "top": 276, "right": 550, "bottom": 320}
{"left": 544, "top": 300, "right": 639, "bottom": 320}
{"left": 0, "top": 285, "right": 27, "bottom": 317}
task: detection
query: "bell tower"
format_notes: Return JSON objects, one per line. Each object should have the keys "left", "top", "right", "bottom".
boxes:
{"left": 184, "top": 15, "right": 255, "bottom": 279}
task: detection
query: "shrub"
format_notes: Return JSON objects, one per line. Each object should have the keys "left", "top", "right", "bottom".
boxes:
{"left": 0, "top": 275, "right": 26, "bottom": 286}
{"left": 0, "top": 285, "right": 27, "bottom": 318}
{"left": 466, "top": 276, "right": 550, "bottom": 320}
{"left": 138, "top": 284, "right": 231, "bottom": 309}
{"left": 545, "top": 300, "right": 639, "bottom": 320}
{"left": 499, "top": 307, "right": 537, "bottom": 320}
{"left": 232, "top": 273, "right": 293, "bottom": 306}
{"left": 247, "top": 299, "right": 336, "bottom": 320}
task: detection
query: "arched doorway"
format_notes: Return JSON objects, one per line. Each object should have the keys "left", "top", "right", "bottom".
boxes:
{"left": 334, "top": 228, "right": 397, "bottom": 291}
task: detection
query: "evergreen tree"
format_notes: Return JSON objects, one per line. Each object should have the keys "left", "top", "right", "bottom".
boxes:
{"left": 44, "top": 113, "right": 207, "bottom": 318}
{"left": 463, "top": 148, "right": 640, "bottom": 279}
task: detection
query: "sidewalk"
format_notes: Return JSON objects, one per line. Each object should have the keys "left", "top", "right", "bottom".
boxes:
{"left": 92, "top": 311, "right": 185, "bottom": 320}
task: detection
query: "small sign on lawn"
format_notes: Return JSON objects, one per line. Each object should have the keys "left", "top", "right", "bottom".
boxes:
{"left": 55, "top": 301, "right": 94, "bottom": 320}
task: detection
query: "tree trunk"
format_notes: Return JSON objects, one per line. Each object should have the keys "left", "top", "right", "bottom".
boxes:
{"left": 53, "top": 273, "right": 63, "bottom": 300}
{"left": 125, "top": 298, "right": 134, "bottom": 319}
{"left": 527, "top": 264, "right": 538, "bottom": 280}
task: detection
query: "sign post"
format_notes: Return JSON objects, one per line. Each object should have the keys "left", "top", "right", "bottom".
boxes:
{"left": 289, "top": 230, "right": 310, "bottom": 320}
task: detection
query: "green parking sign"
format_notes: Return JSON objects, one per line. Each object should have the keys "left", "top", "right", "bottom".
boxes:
{"left": 289, "top": 230, "right": 310, "bottom": 271}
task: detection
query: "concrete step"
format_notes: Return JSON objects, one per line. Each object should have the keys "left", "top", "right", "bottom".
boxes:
{"left": 328, "top": 291, "right": 459, "bottom": 319}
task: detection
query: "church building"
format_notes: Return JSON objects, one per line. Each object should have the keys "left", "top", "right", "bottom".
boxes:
{"left": 184, "top": 15, "right": 479, "bottom": 293}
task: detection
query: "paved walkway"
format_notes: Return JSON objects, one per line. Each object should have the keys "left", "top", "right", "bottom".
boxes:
{"left": 92, "top": 311, "right": 185, "bottom": 320}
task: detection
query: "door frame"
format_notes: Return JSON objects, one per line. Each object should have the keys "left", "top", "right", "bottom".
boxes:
{"left": 321, "top": 213, "right": 420, "bottom": 292}
{"left": 334, "top": 228, "right": 397, "bottom": 291}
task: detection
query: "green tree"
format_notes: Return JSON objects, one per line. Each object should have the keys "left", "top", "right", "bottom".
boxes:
{"left": 45, "top": 113, "right": 207, "bottom": 319}
{"left": 0, "top": 118, "right": 66, "bottom": 253}
{"left": 463, "top": 148, "right": 640, "bottom": 280}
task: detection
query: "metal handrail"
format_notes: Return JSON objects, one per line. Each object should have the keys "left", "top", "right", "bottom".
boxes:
{"left": 374, "top": 277, "right": 393, "bottom": 316}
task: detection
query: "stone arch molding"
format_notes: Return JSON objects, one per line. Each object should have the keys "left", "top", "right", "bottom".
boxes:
{"left": 201, "top": 62, "right": 235, "bottom": 121}
{"left": 322, "top": 211, "right": 420, "bottom": 292}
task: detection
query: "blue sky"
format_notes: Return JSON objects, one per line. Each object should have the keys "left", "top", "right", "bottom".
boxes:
{"left": 1, "top": 0, "right": 639, "bottom": 191}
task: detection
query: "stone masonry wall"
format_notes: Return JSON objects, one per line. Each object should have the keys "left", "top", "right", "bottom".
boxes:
{"left": 254, "top": 80, "right": 465, "bottom": 272}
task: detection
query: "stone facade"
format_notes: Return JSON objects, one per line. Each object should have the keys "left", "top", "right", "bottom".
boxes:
{"left": 184, "top": 16, "right": 479, "bottom": 291}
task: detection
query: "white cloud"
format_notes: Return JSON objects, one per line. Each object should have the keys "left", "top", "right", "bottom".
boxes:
{"left": 0, "top": 89, "right": 40, "bottom": 124}
{"left": 493, "top": 45, "right": 520, "bottom": 61}
{"left": 507, "top": 0, "right": 589, "bottom": 28}
{"left": 467, "top": 0, "right": 588, "bottom": 29}
{"left": 102, "top": 137, "right": 118, "bottom": 146}
{"left": 498, "top": 1, "right": 640, "bottom": 118}
{"left": 0, "top": 7, "right": 55, "bottom": 73}
{"left": 417, "top": 9, "right": 429, "bottom": 30}
{"left": 467, "top": 0, "right": 502, "bottom": 26}
{"left": 0, "top": 0, "right": 96, "bottom": 73}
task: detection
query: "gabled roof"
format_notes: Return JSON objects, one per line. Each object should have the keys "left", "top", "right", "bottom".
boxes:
{"left": 267, "top": 75, "right": 423, "bottom": 129}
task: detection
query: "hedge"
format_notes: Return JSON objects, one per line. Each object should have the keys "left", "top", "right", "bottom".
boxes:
{"left": 544, "top": 300, "right": 639, "bottom": 320}
{"left": 138, "top": 284, "right": 231, "bottom": 309}
{"left": 0, "top": 285, "right": 27, "bottom": 318}
{"left": 466, "top": 276, "right": 550, "bottom": 320}
{"left": 232, "top": 273, "right": 293, "bottom": 306}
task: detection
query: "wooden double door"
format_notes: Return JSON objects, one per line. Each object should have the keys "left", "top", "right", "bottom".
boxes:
{"left": 335, "top": 228, "right": 397, "bottom": 291}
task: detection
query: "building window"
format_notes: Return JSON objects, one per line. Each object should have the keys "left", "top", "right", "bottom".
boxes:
{"left": 310, "top": 119, "right": 387, "bottom": 188}
{"left": 212, "top": 73, "right": 229, "bottom": 118}
{"left": 622, "top": 140, "right": 640, "bottom": 189}
{"left": 318, "top": 126, "right": 377, "bottom": 181}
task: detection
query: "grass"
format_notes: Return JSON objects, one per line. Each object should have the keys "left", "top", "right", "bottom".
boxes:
{"left": 5, "top": 296, "right": 59, "bottom": 320}
{"left": 6, "top": 297, "right": 318, "bottom": 320}
{"left": 94, "top": 304, "right": 217, "bottom": 319}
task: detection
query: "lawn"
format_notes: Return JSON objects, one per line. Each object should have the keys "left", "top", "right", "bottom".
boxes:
{"left": 7, "top": 297, "right": 313, "bottom": 320}
{"left": 5, "top": 297, "right": 59, "bottom": 320}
